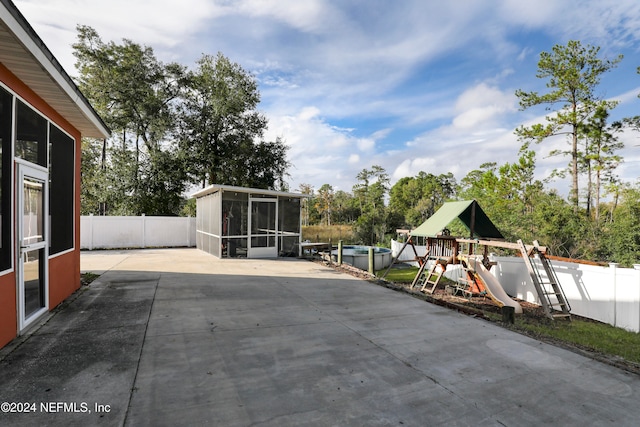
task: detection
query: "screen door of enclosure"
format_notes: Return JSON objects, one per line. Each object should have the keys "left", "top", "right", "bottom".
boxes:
{"left": 248, "top": 198, "right": 277, "bottom": 258}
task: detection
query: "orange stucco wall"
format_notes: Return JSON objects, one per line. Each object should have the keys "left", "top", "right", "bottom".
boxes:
{"left": 0, "top": 272, "right": 17, "bottom": 348}
{"left": 0, "top": 62, "right": 83, "bottom": 347}
{"left": 49, "top": 251, "right": 81, "bottom": 309}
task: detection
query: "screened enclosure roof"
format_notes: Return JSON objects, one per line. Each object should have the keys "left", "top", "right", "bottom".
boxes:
{"left": 191, "top": 184, "right": 308, "bottom": 199}
{"left": 410, "top": 200, "right": 504, "bottom": 239}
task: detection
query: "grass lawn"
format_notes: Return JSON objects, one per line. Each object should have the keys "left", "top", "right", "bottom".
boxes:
{"left": 376, "top": 266, "right": 420, "bottom": 283}
{"left": 513, "top": 317, "right": 640, "bottom": 365}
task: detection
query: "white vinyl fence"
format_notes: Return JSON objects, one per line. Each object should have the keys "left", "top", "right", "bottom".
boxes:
{"left": 81, "top": 215, "right": 196, "bottom": 250}
{"left": 391, "top": 239, "right": 640, "bottom": 332}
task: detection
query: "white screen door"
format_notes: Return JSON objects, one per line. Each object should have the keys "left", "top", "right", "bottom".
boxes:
{"left": 17, "top": 164, "right": 48, "bottom": 330}
{"left": 248, "top": 198, "right": 277, "bottom": 258}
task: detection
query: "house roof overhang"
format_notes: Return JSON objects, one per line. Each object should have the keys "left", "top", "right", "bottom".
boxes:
{"left": 0, "top": 0, "right": 110, "bottom": 138}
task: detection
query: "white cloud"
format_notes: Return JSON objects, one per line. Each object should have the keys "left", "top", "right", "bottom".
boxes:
{"left": 392, "top": 158, "right": 437, "bottom": 181}
{"left": 453, "top": 106, "right": 506, "bottom": 130}
{"left": 371, "top": 128, "right": 392, "bottom": 140}
{"left": 298, "top": 106, "right": 320, "bottom": 121}
{"left": 498, "top": 0, "right": 562, "bottom": 28}
{"left": 13, "top": 0, "right": 640, "bottom": 195}
{"left": 500, "top": 0, "right": 640, "bottom": 52}
{"left": 264, "top": 107, "right": 379, "bottom": 190}
{"left": 405, "top": 82, "right": 518, "bottom": 154}
{"left": 14, "top": 0, "right": 219, "bottom": 73}
{"left": 233, "top": 0, "right": 339, "bottom": 34}
{"left": 356, "top": 138, "right": 375, "bottom": 152}
{"left": 15, "top": 1, "right": 219, "bottom": 43}
{"left": 452, "top": 83, "right": 517, "bottom": 129}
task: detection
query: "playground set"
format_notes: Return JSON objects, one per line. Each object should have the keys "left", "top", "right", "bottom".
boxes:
{"left": 383, "top": 200, "right": 571, "bottom": 320}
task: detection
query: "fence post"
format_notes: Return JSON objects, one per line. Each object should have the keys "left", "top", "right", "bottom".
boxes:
{"left": 610, "top": 262, "right": 618, "bottom": 327}
{"left": 635, "top": 264, "right": 640, "bottom": 333}
{"left": 88, "top": 214, "right": 94, "bottom": 251}
{"left": 368, "top": 247, "right": 374, "bottom": 275}
{"left": 338, "top": 240, "right": 343, "bottom": 265}
{"left": 141, "top": 214, "right": 146, "bottom": 248}
{"left": 187, "top": 215, "right": 191, "bottom": 247}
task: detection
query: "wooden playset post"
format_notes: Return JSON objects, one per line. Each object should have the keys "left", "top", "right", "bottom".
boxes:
{"left": 453, "top": 239, "right": 459, "bottom": 264}
{"left": 468, "top": 201, "right": 476, "bottom": 255}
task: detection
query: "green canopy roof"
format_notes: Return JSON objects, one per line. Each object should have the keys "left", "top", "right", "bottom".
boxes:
{"left": 411, "top": 200, "right": 504, "bottom": 239}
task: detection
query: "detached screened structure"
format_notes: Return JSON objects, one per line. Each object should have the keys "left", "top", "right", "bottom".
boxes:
{"left": 193, "top": 185, "right": 306, "bottom": 258}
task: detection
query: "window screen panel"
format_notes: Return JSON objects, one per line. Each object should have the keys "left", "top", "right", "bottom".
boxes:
{"left": 0, "top": 87, "right": 12, "bottom": 270}
{"left": 49, "top": 124, "right": 75, "bottom": 254}
{"left": 16, "top": 100, "right": 47, "bottom": 167}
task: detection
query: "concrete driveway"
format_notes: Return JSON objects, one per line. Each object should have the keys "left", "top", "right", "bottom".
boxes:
{"left": 0, "top": 248, "right": 638, "bottom": 426}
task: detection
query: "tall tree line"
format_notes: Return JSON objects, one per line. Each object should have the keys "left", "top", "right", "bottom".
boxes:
{"left": 74, "top": 26, "right": 289, "bottom": 216}
{"left": 305, "top": 154, "right": 640, "bottom": 266}
{"left": 303, "top": 40, "right": 640, "bottom": 266}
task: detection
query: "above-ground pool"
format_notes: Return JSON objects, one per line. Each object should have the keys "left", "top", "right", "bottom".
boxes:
{"left": 331, "top": 245, "right": 393, "bottom": 271}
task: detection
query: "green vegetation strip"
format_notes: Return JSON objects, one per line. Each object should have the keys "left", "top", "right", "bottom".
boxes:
{"left": 81, "top": 272, "right": 100, "bottom": 286}
{"left": 302, "top": 225, "right": 356, "bottom": 244}
{"left": 376, "top": 267, "right": 420, "bottom": 283}
{"left": 513, "top": 318, "right": 640, "bottom": 365}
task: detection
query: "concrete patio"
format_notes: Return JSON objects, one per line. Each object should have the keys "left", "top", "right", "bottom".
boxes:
{"left": 0, "top": 248, "right": 638, "bottom": 426}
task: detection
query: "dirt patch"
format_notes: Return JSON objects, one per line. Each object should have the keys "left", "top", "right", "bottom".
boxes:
{"left": 315, "top": 259, "right": 640, "bottom": 376}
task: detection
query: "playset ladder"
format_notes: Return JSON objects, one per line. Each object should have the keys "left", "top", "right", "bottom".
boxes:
{"left": 410, "top": 260, "right": 444, "bottom": 293}
{"left": 409, "top": 248, "right": 429, "bottom": 290}
{"left": 517, "top": 239, "right": 571, "bottom": 320}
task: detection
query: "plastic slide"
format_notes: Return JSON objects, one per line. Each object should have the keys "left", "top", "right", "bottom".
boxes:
{"left": 465, "top": 257, "right": 523, "bottom": 314}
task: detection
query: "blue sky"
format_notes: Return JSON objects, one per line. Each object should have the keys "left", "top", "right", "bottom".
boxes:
{"left": 13, "top": 0, "right": 640, "bottom": 196}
